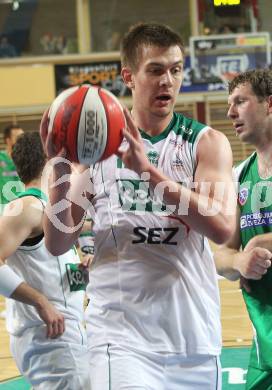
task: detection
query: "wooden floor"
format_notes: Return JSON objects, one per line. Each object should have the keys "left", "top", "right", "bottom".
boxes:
{"left": 0, "top": 278, "right": 253, "bottom": 382}
{"left": 220, "top": 278, "right": 252, "bottom": 347}
{"left": 0, "top": 296, "right": 19, "bottom": 381}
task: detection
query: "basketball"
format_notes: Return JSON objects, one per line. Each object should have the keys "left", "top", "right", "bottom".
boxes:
{"left": 41, "top": 84, "right": 125, "bottom": 165}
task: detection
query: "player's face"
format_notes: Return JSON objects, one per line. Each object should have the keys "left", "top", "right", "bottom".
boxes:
{"left": 227, "top": 83, "right": 271, "bottom": 145}
{"left": 130, "top": 45, "right": 183, "bottom": 119}
{"left": 7, "top": 128, "right": 24, "bottom": 148}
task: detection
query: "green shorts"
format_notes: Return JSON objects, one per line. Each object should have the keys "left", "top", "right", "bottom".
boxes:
{"left": 246, "top": 365, "right": 272, "bottom": 390}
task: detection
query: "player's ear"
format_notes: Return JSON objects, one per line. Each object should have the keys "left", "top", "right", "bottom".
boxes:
{"left": 121, "top": 67, "right": 135, "bottom": 89}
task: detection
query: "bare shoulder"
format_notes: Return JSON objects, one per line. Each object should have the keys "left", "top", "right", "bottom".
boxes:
{"left": 3, "top": 195, "right": 44, "bottom": 228}
{"left": 200, "top": 127, "right": 230, "bottom": 147}
{"left": 0, "top": 196, "right": 44, "bottom": 257}
{"left": 197, "top": 127, "right": 232, "bottom": 162}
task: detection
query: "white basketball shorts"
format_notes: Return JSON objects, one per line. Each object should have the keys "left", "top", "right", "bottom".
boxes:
{"left": 88, "top": 343, "right": 222, "bottom": 390}
{"left": 10, "top": 319, "right": 91, "bottom": 389}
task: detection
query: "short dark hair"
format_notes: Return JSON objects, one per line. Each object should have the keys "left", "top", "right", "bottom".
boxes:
{"left": 3, "top": 124, "right": 22, "bottom": 142}
{"left": 120, "top": 22, "right": 184, "bottom": 71}
{"left": 229, "top": 69, "right": 272, "bottom": 101}
{"left": 11, "top": 132, "right": 46, "bottom": 184}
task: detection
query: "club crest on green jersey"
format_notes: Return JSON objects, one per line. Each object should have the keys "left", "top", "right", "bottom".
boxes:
{"left": 238, "top": 187, "right": 249, "bottom": 206}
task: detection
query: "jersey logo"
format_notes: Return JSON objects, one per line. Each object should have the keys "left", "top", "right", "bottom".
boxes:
{"left": 171, "top": 150, "right": 184, "bottom": 170}
{"left": 147, "top": 151, "right": 159, "bottom": 167}
{"left": 117, "top": 179, "right": 167, "bottom": 214}
{"left": 81, "top": 245, "right": 95, "bottom": 255}
{"left": 132, "top": 227, "right": 179, "bottom": 245}
{"left": 238, "top": 187, "right": 249, "bottom": 206}
{"left": 66, "top": 263, "right": 88, "bottom": 291}
{"left": 240, "top": 211, "right": 272, "bottom": 230}
{"left": 180, "top": 125, "right": 193, "bottom": 136}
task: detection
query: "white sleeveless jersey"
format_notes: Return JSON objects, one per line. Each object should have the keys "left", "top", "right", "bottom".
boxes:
{"left": 6, "top": 188, "right": 86, "bottom": 336}
{"left": 86, "top": 113, "right": 221, "bottom": 355}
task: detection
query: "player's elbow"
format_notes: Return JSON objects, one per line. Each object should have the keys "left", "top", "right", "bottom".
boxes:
{"left": 211, "top": 219, "right": 235, "bottom": 245}
{"left": 44, "top": 237, "right": 65, "bottom": 256}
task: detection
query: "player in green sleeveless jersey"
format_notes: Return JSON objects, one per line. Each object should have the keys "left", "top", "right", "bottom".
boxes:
{"left": 215, "top": 69, "right": 272, "bottom": 390}
{"left": 0, "top": 125, "right": 24, "bottom": 213}
{"left": 0, "top": 125, "right": 24, "bottom": 319}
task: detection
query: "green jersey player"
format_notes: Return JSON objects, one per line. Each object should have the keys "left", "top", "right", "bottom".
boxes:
{"left": 215, "top": 69, "right": 272, "bottom": 390}
{"left": 0, "top": 125, "right": 24, "bottom": 213}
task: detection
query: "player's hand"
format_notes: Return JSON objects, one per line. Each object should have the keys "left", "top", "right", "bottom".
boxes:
{"left": 40, "top": 118, "right": 67, "bottom": 160}
{"left": 79, "top": 255, "right": 93, "bottom": 269}
{"left": 235, "top": 247, "right": 272, "bottom": 280}
{"left": 116, "top": 107, "right": 151, "bottom": 175}
{"left": 78, "top": 255, "right": 92, "bottom": 284}
{"left": 36, "top": 298, "right": 65, "bottom": 338}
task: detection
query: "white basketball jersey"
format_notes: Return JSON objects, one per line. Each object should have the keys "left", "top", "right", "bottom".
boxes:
{"left": 86, "top": 113, "right": 221, "bottom": 356}
{"left": 6, "top": 188, "right": 86, "bottom": 336}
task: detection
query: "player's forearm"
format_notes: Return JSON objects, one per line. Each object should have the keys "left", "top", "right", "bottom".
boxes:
{"left": 0, "top": 262, "right": 53, "bottom": 310}
{"left": 245, "top": 233, "right": 272, "bottom": 252}
{"left": 147, "top": 165, "right": 235, "bottom": 244}
{"left": 0, "top": 256, "right": 39, "bottom": 306}
{"left": 214, "top": 248, "right": 242, "bottom": 281}
{"left": 44, "top": 164, "right": 85, "bottom": 255}
{"left": 11, "top": 282, "right": 49, "bottom": 309}
{"left": 43, "top": 201, "right": 85, "bottom": 256}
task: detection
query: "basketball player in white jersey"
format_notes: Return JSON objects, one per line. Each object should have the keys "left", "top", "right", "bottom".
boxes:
{"left": 42, "top": 23, "right": 236, "bottom": 389}
{"left": 0, "top": 132, "right": 91, "bottom": 389}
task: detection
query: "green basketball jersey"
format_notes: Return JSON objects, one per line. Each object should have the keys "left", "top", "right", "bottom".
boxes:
{"left": 0, "top": 150, "right": 23, "bottom": 210}
{"left": 237, "top": 152, "right": 272, "bottom": 369}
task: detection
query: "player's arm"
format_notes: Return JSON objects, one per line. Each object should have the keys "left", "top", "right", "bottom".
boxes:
{"left": 0, "top": 197, "right": 65, "bottom": 338}
{"left": 81, "top": 218, "right": 93, "bottom": 233}
{"left": 118, "top": 109, "right": 236, "bottom": 244}
{"left": 214, "top": 206, "right": 272, "bottom": 280}
{"left": 185, "top": 128, "right": 236, "bottom": 243}
{"left": 244, "top": 233, "right": 272, "bottom": 253}
{"left": 41, "top": 130, "right": 93, "bottom": 256}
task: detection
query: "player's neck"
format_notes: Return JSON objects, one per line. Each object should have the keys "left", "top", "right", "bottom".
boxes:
{"left": 131, "top": 109, "right": 173, "bottom": 136}
{"left": 5, "top": 146, "right": 12, "bottom": 157}
{"left": 256, "top": 145, "right": 272, "bottom": 179}
{"left": 25, "top": 178, "right": 42, "bottom": 190}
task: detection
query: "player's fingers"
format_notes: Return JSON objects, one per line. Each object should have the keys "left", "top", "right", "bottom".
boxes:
{"left": 52, "top": 322, "right": 60, "bottom": 338}
{"left": 248, "top": 271, "right": 263, "bottom": 280}
{"left": 252, "top": 257, "right": 271, "bottom": 272}
{"left": 46, "top": 322, "right": 53, "bottom": 338}
{"left": 115, "top": 149, "right": 124, "bottom": 160}
{"left": 261, "top": 259, "right": 271, "bottom": 268}
{"left": 62, "top": 317, "right": 65, "bottom": 334}
{"left": 58, "top": 317, "right": 65, "bottom": 336}
{"left": 57, "top": 146, "right": 67, "bottom": 159}
{"left": 123, "top": 108, "right": 140, "bottom": 139}
{"left": 44, "top": 130, "right": 55, "bottom": 157}
{"left": 50, "top": 320, "right": 63, "bottom": 338}
{"left": 122, "top": 128, "right": 138, "bottom": 146}
{"left": 40, "top": 123, "right": 48, "bottom": 146}
{"left": 86, "top": 256, "right": 92, "bottom": 268}
{"left": 40, "top": 108, "right": 49, "bottom": 146}
{"left": 252, "top": 263, "right": 269, "bottom": 275}
{"left": 256, "top": 247, "right": 272, "bottom": 260}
